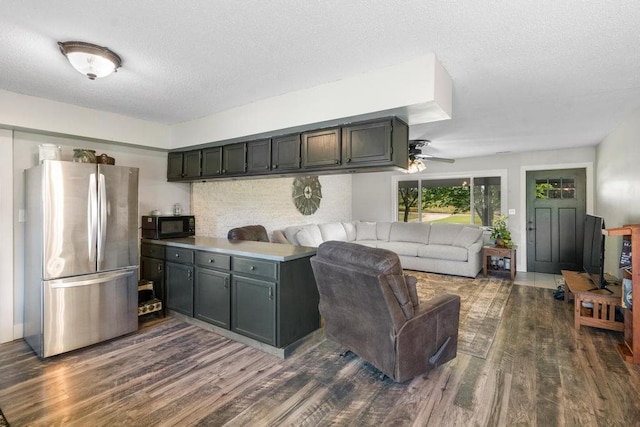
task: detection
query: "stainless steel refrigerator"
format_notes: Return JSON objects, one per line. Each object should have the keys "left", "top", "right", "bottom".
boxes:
{"left": 24, "top": 160, "right": 139, "bottom": 358}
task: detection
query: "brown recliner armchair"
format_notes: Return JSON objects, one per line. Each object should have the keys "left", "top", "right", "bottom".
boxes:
{"left": 227, "top": 225, "right": 269, "bottom": 242}
{"left": 310, "top": 241, "right": 460, "bottom": 383}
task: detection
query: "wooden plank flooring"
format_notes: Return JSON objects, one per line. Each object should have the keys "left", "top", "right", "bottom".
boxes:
{"left": 2, "top": 284, "right": 640, "bottom": 426}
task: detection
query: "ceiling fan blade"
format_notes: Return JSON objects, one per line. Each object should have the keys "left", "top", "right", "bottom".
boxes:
{"left": 415, "top": 154, "right": 455, "bottom": 163}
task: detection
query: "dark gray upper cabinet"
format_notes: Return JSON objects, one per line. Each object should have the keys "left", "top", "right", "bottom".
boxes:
{"left": 167, "top": 152, "right": 184, "bottom": 180}
{"left": 247, "top": 139, "right": 271, "bottom": 174}
{"left": 167, "top": 116, "right": 408, "bottom": 181}
{"left": 202, "top": 147, "right": 222, "bottom": 177}
{"left": 222, "top": 143, "right": 247, "bottom": 175}
{"left": 167, "top": 150, "right": 201, "bottom": 181}
{"left": 301, "top": 127, "right": 341, "bottom": 169}
{"left": 342, "top": 119, "right": 392, "bottom": 165}
{"left": 271, "top": 134, "right": 301, "bottom": 171}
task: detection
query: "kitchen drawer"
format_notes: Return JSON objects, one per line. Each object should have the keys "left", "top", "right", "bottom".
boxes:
{"left": 141, "top": 243, "right": 165, "bottom": 260}
{"left": 166, "top": 247, "right": 194, "bottom": 264}
{"left": 196, "top": 251, "right": 231, "bottom": 270}
{"left": 233, "top": 257, "right": 277, "bottom": 280}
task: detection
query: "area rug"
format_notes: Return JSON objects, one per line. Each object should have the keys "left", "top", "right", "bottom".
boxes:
{"left": 407, "top": 270, "right": 513, "bottom": 359}
{"left": 0, "top": 408, "right": 8, "bottom": 427}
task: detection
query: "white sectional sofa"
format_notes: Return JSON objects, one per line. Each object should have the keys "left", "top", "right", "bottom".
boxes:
{"left": 274, "top": 221, "right": 486, "bottom": 278}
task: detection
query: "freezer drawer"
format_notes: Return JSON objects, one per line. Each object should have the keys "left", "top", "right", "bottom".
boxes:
{"left": 40, "top": 268, "right": 138, "bottom": 358}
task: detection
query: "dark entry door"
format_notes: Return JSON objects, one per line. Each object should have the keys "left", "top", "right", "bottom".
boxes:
{"left": 526, "top": 168, "right": 586, "bottom": 274}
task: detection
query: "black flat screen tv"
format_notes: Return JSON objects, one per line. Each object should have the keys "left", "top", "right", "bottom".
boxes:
{"left": 582, "top": 214, "right": 607, "bottom": 289}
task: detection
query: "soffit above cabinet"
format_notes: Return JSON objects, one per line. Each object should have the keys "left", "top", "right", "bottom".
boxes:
{"left": 170, "top": 54, "right": 451, "bottom": 149}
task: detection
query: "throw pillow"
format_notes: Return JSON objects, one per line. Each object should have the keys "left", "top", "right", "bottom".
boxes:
{"left": 452, "top": 226, "right": 484, "bottom": 248}
{"left": 296, "top": 229, "right": 318, "bottom": 247}
{"left": 355, "top": 221, "right": 377, "bottom": 241}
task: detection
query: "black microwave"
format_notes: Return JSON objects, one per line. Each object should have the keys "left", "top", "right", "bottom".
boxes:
{"left": 142, "top": 215, "right": 195, "bottom": 239}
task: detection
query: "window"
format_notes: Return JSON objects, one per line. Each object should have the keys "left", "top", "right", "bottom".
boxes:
{"left": 396, "top": 175, "right": 502, "bottom": 226}
{"left": 535, "top": 177, "right": 575, "bottom": 199}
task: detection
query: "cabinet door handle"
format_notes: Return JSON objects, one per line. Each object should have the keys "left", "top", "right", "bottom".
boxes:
{"left": 250, "top": 265, "right": 255, "bottom": 271}
{"left": 208, "top": 258, "right": 214, "bottom": 263}
{"left": 268, "top": 287, "right": 273, "bottom": 300}
{"left": 346, "top": 158, "right": 351, "bottom": 163}
{"left": 187, "top": 270, "right": 192, "bottom": 279}
{"left": 224, "top": 277, "right": 229, "bottom": 289}
{"left": 175, "top": 253, "right": 180, "bottom": 258}
{"left": 334, "top": 159, "right": 339, "bottom": 164}
{"left": 158, "top": 265, "right": 163, "bottom": 272}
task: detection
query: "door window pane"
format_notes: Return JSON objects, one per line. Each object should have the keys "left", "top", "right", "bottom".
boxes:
{"left": 536, "top": 178, "right": 575, "bottom": 199}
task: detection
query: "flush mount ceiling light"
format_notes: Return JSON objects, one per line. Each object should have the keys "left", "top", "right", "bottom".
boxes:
{"left": 58, "top": 41, "right": 122, "bottom": 80}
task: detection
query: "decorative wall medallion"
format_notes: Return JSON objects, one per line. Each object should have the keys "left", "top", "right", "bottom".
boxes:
{"left": 292, "top": 176, "right": 322, "bottom": 215}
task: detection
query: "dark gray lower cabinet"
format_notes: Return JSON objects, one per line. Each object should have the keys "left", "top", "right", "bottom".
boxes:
{"left": 148, "top": 239, "right": 319, "bottom": 350}
{"left": 232, "top": 276, "right": 276, "bottom": 346}
{"left": 166, "top": 261, "right": 194, "bottom": 317}
{"left": 194, "top": 268, "right": 230, "bottom": 329}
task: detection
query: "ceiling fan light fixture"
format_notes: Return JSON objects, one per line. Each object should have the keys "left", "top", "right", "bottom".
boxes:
{"left": 407, "top": 158, "right": 426, "bottom": 173}
{"left": 58, "top": 41, "right": 122, "bottom": 80}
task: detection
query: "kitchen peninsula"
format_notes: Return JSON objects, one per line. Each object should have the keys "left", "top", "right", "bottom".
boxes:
{"left": 140, "top": 237, "right": 320, "bottom": 358}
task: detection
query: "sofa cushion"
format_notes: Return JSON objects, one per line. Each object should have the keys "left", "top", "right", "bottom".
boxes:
{"left": 295, "top": 224, "right": 324, "bottom": 247}
{"left": 356, "top": 240, "right": 379, "bottom": 248}
{"left": 342, "top": 222, "right": 357, "bottom": 241}
{"left": 418, "top": 244, "right": 469, "bottom": 262}
{"left": 283, "top": 225, "right": 304, "bottom": 245}
{"left": 452, "top": 226, "right": 484, "bottom": 248}
{"left": 429, "top": 223, "right": 466, "bottom": 245}
{"left": 296, "top": 229, "right": 317, "bottom": 247}
{"left": 319, "top": 222, "right": 349, "bottom": 242}
{"left": 376, "top": 222, "right": 392, "bottom": 241}
{"left": 377, "top": 241, "right": 424, "bottom": 257}
{"left": 355, "top": 221, "right": 378, "bottom": 241}
{"left": 389, "top": 222, "right": 430, "bottom": 244}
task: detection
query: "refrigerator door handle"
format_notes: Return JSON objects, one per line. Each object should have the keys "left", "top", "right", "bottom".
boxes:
{"left": 97, "top": 173, "right": 107, "bottom": 266}
{"left": 49, "top": 267, "right": 137, "bottom": 289}
{"left": 88, "top": 173, "right": 98, "bottom": 264}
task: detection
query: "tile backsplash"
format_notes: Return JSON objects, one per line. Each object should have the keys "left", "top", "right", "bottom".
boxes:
{"left": 191, "top": 174, "right": 352, "bottom": 239}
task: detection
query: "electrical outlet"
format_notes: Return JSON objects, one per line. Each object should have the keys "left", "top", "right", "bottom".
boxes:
{"left": 508, "top": 209, "right": 516, "bottom": 215}
{"left": 18, "top": 209, "right": 25, "bottom": 222}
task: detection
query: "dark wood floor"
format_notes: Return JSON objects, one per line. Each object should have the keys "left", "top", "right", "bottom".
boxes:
{"left": 2, "top": 285, "right": 640, "bottom": 426}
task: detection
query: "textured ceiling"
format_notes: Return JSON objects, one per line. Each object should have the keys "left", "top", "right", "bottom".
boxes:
{"left": 1, "top": 0, "right": 640, "bottom": 159}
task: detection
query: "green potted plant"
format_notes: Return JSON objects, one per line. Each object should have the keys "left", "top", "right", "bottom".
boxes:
{"left": 489, "top": 214, "right": 513, "bottom": 248}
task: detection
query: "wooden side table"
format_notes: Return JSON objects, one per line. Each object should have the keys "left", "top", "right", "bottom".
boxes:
{"left": 561, "top": 270, "right": 623, "bottom": 332}
{"left": 482, "top": 245, "right": 516, "bottom": 280}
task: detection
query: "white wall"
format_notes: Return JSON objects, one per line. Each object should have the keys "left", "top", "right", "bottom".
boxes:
{"left": 192, "top": 175, "right": 352, "bottom": 239}
{"left": 0, "top": 90, "right": 170, "bottom": 149}
{"left": 596, "top": 108, "right": 640, "bottom": 277}
{"left": 0, "top": 129, "right": 14, "bottom": 343}
{"left": 352, "top": 146, "right": 597, "bottom": 272}
{"left": 5, "top": 131, "right": 190, "bottom": 342}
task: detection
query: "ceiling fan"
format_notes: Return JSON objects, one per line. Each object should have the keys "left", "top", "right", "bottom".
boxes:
{"left": 409, "top": 139, "right": 455, "bottom": 163}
